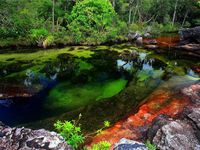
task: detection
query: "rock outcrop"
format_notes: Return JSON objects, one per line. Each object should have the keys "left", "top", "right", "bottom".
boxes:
{"left": 147, "top": 82, "right": 200, "bottom": 150}
{"left": 0, "top": 122, "right": 72, "bottom": 150}
{"left": 151, "top": 118, "right": 200, "bottom": 150}
{"left": 114, "top": 138, "right": 148, "bottom": 150}
{"left": 181, "top": 82, "right": 200, "bottom": 103}
{"left": 179, "top": 26, "right": 200, "bottom": 44}
{"left": 175, "top": 26, "right": 200, "bottom": 55}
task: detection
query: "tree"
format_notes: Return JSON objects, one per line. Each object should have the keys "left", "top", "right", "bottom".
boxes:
{"left": 67, "top": 0, "right": 125, "bottom": 44}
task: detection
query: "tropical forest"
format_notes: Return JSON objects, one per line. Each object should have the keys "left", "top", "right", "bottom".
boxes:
{"left": 0, "top": 0, "right": 200, "bottom": 149}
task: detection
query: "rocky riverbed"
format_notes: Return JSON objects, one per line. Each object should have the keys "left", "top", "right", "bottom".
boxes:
{"left": 0, "top": 122, "right": 72, "bottom": 150}
{"left": 88, "top": 80, "right": 200, "bottom": 150}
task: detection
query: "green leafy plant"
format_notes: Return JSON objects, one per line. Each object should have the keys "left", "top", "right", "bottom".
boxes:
{"left": 146, "top": 140, "right": 156, "bottom": 150}
{"left": 54, "top": 114, "right": 85, "bottom": 149}
{"left": 55, "top": 113, "right": 111, "bottom": 149}
{"left": 30, "top": 28, "right": 49, "bottom": 46}
{"left": 96, "top": 121, "right": 111, "bottom": 135}
{"left": 87, "top": 141, "right": 111, "bottom": 150}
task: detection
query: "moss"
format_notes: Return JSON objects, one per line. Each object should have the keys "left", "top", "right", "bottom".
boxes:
{"left": 44, "top": 79, "right": 128, "bottom": 110}
{"left": 0, "top": 47, "right": 93, "bottom": 65}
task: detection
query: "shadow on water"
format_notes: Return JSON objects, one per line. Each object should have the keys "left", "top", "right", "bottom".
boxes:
{"left": 0, "top": 45, "right": 199, "bottom": 133}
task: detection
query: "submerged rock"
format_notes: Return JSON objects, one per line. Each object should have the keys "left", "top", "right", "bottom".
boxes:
{"left": 175, "top": 44, "right": 200, "bottom": 51}
{"left": 114, "top": 138, "right": 148, "bottom": 150}
{"left": 0, "top": 84, "right": 42, "bottom": 100}
{"left": 0, "top": 122, "right": 72, "bottom": 150}
{"left": 143, "top": 39, "right": 157, "bottom": 45}
{"left": 144, "top": 45, "right": 158, "bottom": 50}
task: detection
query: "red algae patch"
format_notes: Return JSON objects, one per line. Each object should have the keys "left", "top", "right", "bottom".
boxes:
{"left": 87, "top": 86, "right": 191, "bottom": 149}
{"left": 156, "top": 36, "right": 180, "bottom": 47}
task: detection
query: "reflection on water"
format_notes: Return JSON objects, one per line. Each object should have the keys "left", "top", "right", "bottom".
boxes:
{"left": 0, "top": 45, "right": 199, "bottom": 132}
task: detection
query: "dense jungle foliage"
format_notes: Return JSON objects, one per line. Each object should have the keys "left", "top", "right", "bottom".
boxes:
{"left": 0, "top": 0, "right": 200, "bottom": 47}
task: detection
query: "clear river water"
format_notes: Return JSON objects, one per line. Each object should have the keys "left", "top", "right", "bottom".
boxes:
{"left": 0, "top": 42, "right": 199, "bottom": 133}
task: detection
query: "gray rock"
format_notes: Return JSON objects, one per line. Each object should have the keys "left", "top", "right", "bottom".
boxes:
{"left": 181, "top": 82, "right": 200, "bottom": 104}
{"left": 114, "top": 138, "right": 148, "bottom": 150}
{"left": 144, "top": 45, "right": 158, "bottom": 50}
{"left": 179, "top": 26, "right": 200, "bottom": 44}
{"left": 144, "top": 33, "right": 151, "bottom": 38}
{"left": 187, "top": 107, "right": 200, "bottom": 129}
{"left": 128, "top": 32, "right": 141, "bottom": 41}
{"left": 0, "top": 122, "right": 73, "bottom": 150}
{"left": 153, "top": 120, "right": 200, "bottom": 150}
{"left": 136, "top": 37, "right": 143, "bottom": 45}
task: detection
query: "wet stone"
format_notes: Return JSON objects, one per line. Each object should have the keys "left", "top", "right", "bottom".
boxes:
{"left": 114, "top": 138, "right": 148, "bottom": 150}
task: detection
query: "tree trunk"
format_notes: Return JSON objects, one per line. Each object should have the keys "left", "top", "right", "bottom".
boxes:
{"left": 52, "top": 0, "right": 55, "bottom": 32}
{"left": 172, "top": 0, "right": 178, "bottom": 26}
{"left": 112, "top": 0, "right": 116, "bottom": 9}
{"left": 181, "top": 10, "right": 189, "bottom": 27}
{"left": 128, "top": 7, "right": 132, "bottom": 24}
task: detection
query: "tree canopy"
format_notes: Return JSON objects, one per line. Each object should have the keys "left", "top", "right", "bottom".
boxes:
{"left": 67, "top": 0, "right": 125, "bottom": 44}
{"left": 0, "top": 0, "right": 200, "bottom": 46}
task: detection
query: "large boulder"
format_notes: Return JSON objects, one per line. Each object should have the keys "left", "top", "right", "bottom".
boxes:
{"left": 114, "top": 138, "right": 148, "bottom": 150}
{"left": 175, "top": 26, "right": 200, "bottom": 57}
{"left": 179, "top": 26, "right": 200, "bottom": 44}
{"left": 0, "top": 122, "right": 72, "bottom": 150}
{"left": 152, "top": 119, "right": 200, "bottom": 150}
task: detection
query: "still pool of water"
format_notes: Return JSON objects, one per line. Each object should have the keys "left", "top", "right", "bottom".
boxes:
{"left": 0, "top": 44, "right": 199, "bottom": 133}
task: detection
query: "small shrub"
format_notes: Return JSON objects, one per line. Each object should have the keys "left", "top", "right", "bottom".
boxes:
{"left": 54, "top": 114, "right": 85, "bottom": 149}
{"left": 55, "top": 114, "right": 111, "bottom": 149}
{"left": 43, "top": 35, "right": 54, "bottom": 48}
{"left": 146, "top": 140, "right": 156, "bottom": 150}
{"left": 30, "top": 28, "right": 49, "bottom": 46}
{"left": 87, "top": 141, "right": 111, "bottom": 150}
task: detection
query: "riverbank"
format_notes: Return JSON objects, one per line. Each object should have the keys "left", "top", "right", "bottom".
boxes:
{"left": 1, "top": 26, "right": 199, "bottom": 60}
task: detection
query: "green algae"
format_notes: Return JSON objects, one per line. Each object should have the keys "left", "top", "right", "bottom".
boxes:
{"left": 96, "top": 79, "right": 128, "bottom": 100}
{"left": 0, "top": 47, "right": 93, "bottom": 65}
{"left": 77, "top": 60, "right": 93, "bottom": 71}
{"left": 44, "top": 79, "right": 128, "bottom": 110}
